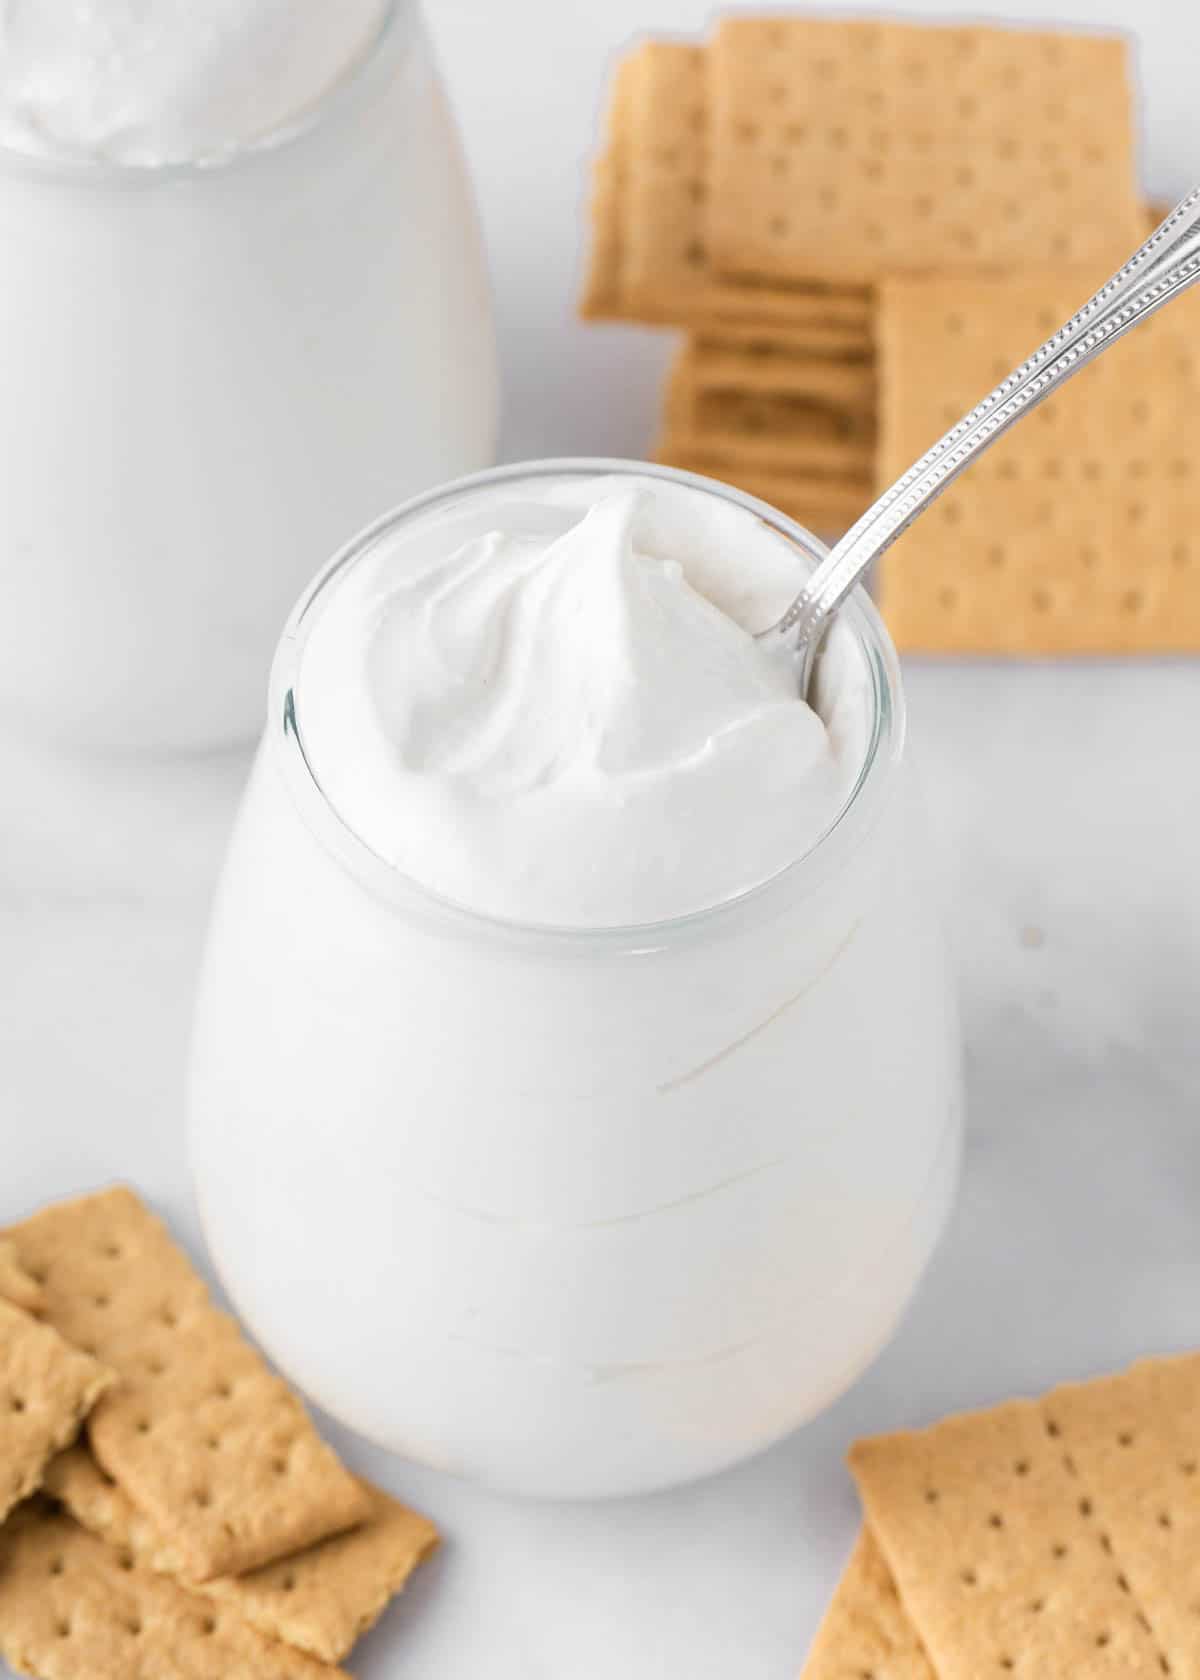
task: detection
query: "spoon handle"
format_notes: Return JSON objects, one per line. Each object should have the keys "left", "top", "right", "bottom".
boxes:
{"left": 780, "top": 188, "right": 1200, "bottom": 652}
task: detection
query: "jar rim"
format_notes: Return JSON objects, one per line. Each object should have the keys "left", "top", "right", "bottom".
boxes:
{"left": 268, "top": 457, "right": 907, "bottom": 951}
{"left": 0, "top": 0, "right": 406, "bottom": 183}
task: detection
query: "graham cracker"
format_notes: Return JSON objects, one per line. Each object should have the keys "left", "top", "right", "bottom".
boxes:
{"left": 1038, "top": 1355, "right": 1200, "bottom": 1674}
{"left": 0, "top": 1299, "right": 113, "bottom": 1527}
{"left": 0, "top": 1501, "right": 343, "bottom": 1679}
{"left": 45, "top": 1445, "right": 439, "bottom": 1665}
{"left": 849, "top": 1355, "right": 1200, "bottom": 1680}
{"left": 875, "top": 268, "right": 1200, "bottom": 653}
{"left": 0, "top": 1238, "right": 44, "bottom": 1314}
{"left": 801, "top": 1529, "right": 936, "bottom": 1680}
{"left": 5, "top": 1187, "right": 370, "bottom": 1580}
{"left": 695, "top": 318, "right": 875, "bottom": 360}
{"left": 665, "top": 348, "right": 876, "bottom": 467}
{"left": 586, "top": 39, "right": 871, "bottom": 331}
{"left": 660, "top": 347, "right": 876, "bottom": 530}
{"left": 686, "top": 333, "right": 877, "bottom": 406}
{"left": 653, "top": 447, "right": 872, "bottom": 535}
{"left": 706, "top": 17, "right": 1144, "bottom": 285}
{"left": 664, "top": 415, "right": 874, "bottom": 479}
{"left": 579, "top": 54, "right": 637, "bottom": 319}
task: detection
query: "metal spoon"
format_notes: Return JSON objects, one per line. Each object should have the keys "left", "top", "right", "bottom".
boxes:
{"left": 766, "top": 187, "right": 1200, "bottom": 700}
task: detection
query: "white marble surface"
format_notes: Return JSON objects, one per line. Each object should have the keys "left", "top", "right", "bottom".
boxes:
{"left": 5, "top": 662, "right": 1199, "bottom": 1677}
{"left": 3, "top": 1, "right": 1200, "bottom": 1674}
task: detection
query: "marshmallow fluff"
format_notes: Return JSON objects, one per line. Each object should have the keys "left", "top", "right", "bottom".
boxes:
{"left": 297, "top": 475, "right": 866, "bottom": 926}
{"left": 0, "top": 0, "right": 389, "bottom": 164}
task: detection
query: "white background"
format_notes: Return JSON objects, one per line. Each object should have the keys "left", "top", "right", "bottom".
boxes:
{"left": 3, "top": 3, "right": 1200, "bottom": 1677}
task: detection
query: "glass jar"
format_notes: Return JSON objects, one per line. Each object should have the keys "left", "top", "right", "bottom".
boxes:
{"left": 0, "top": 2, "right": 496, "bottom": 749}
{"left": 188, "top": 461, "right": 962, "bottom": 1499}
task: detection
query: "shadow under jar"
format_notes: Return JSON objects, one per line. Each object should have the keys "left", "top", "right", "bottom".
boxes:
{"left": 0, "top": 1, "right": 496, "bottom": 750}
{"left": 187, "top": 461, "right": 962, "bottom": 1499}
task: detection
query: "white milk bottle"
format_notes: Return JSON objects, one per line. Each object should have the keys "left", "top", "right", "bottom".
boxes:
{"left": 0, "top": 2, "right": 496, "bottom": 747}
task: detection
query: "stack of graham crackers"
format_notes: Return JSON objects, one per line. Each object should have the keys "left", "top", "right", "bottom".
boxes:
{"left": 584, "top": 15, "right": 1200, "bottom": 653}
{"left": 582, "top": 30, "right": 879, "bottom": 534}
{"left": 807, "top": 1351, "right": 1200, "bottom": 1678}
{"left": 0, "top": 1187, "right": 437, "bottom": 1679}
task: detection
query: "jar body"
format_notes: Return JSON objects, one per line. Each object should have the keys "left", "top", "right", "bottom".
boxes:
{"left": 189, "top": 727, "right": 961, "bottom": 1498}
{"left": 0, "top": 11, "right": 496, "bottom": 749}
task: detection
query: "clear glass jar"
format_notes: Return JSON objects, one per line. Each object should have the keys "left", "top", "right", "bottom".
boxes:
{"left": 0, "top": 3, "right": 496, "bottom": 749}
{"left": 188, "top": 461, "right": 962, "bottom": 1499}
